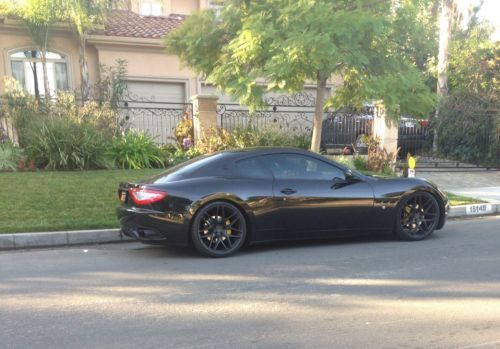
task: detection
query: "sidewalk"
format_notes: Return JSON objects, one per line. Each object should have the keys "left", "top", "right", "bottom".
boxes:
{"left": 417, "top": 170, "right": 500, "bottom": 203}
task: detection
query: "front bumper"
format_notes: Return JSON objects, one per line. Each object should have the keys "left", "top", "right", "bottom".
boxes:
{"left": 437, "top": 201, "right": 450, "bottom": 230}
{"left": 117, "top": 206, "right": 190, "bottom": 246}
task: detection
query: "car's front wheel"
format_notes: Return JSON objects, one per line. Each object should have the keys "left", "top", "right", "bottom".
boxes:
{"left": 191, "top": 201, "right": 247, "bottom": 257}
{"left": 395, "top": 192, "right": 440, "bottom": 241}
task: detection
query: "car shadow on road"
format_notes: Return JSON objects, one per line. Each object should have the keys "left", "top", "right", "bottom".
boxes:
{"left": 127, "top": 232, "right": 446, "bottom": 259}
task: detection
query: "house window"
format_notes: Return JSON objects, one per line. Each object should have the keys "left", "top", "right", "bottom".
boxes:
{"left": 139, "top": 0, "right": 162, "bottom": 16}
{"left": 10, "top": 50, "right": 69, "bottom": 97}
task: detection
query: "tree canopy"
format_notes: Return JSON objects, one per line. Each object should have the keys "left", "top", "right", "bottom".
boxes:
{"left": 448, "top": 19, "right": 499, "bottom": 101}
{"left": 165, "top": 0, "right": 437, "bottom": 151}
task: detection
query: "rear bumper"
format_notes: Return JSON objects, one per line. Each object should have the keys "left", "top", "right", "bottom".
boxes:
{"left": 117, "top": 206, "right": 190, "bottom": 246}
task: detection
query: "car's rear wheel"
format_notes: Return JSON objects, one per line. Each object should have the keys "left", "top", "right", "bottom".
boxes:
{"left": 191, "top": 201, "right": 247, "bottom": 257}
{"left": 395, "top": 192, "right": 440, "bottom": 241}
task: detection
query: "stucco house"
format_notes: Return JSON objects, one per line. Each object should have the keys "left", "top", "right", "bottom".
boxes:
{"left": 0, "top": 0, "right": 341, "bottom": 145}
{"left": 0, "top": 0, "right": 228, "bottom": 103}
{"left": 0, "top": 0, "right": 338, "bottom": 102}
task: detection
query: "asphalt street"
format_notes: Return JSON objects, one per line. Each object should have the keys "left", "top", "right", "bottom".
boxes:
{"left": 1, "top": 216, "right": 499, "bottom": 349}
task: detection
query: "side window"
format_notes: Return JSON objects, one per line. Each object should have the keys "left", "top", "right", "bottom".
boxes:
{"left": 262, "top": 154, "right": 345, "bottom": 181}
{"left": 235, "top": 157, "right": 273, "bottom": 179}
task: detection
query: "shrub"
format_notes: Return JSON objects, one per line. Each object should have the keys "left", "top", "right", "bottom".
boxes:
{"left": 330, "top": 155, "right": 354, "bottom": 168}
{"left": 1, "top": 78, "right": 124, "bottom": 170}
{"left": 0, "top": 141, "right": 22, "bottom": 171}
{"left": 23, "top": 117, "right": 112, "bottom": 170}
{"left": 175, "top": 112, "right": 194, "bottom": 148}
{"left": 109, "top": 131, "right": 164, "bottom": 169}
{"left": 231, "top": 126, "right": 311, "bottom": 149}
{"left": 53, "top": 92, "right": 118, "bottom": 131}
{"left": 195, "top": 128, "right": 238, "bottom": 153}
{"left": 167, "top": 147, "right": 203, "bottom": 166}
{"left": 353, "top": 155, "right": 368, "bottom": 171}
{"left": 365, "top": 136, "right": 398, "bottom": 173}
{"left": 436, "top": 90, "right": 499, "bottom": 165}
{"left": 290, "top": 133, "right": 311, "bottom": 150}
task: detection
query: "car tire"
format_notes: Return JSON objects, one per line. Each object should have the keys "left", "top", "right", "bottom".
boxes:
{"left": 395, "top": 192, "right": 440, "bottom": 241}
{"left": 191, "top": 201, "right": 247, "bottom": 257}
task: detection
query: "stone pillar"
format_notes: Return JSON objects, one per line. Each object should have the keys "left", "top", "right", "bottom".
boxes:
{"left": 190, "top": 94, "right": 219, "bottom": 143}
{"left": 372, "top": 103, "right": 399, "bottom": 156}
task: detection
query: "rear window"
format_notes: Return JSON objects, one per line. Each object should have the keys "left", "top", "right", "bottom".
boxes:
{"left": 151, "top": 153, "right": 224, "bottom": 183}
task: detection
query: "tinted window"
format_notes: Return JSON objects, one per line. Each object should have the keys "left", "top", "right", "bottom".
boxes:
{"left": 151, "top": 153, "right": 224, "bottom": 183}
{"left": 235, "top": 157, "right": 272, "bottom": 179}
{"left": 262, "top": 154, "right": 345, "bottom": 181}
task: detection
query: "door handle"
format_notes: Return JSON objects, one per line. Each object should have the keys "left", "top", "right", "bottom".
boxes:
{"left": 280, "top": 188, "right": 297, "bottom": 195}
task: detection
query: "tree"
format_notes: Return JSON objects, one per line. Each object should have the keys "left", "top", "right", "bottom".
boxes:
{"left": 165, "top": 0, "right": 435, "bottom": 152}
{"left": 433, "top": 9, "right": 499, "bottom": 164}
{"left": 448, "top": 16, "right": 498, "bottom": 99}
{"left": 4, "top": 0, "right": 61, "bottom": 103}
{"left": 432, "top": 0, "right": 454, "bottom": 153}
{"left": 62, "top": 0, "right": 108, "bottom": 102}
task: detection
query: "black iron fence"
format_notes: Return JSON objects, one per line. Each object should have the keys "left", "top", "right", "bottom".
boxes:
{"left": 320, "top": 112, "right": 373, "bottom": 153}
{"left": 117, "top": 100, "right": 193, "bottom": 144}
{"left": 397, "top": 118, "right": 432, "bottom": 159}
{"left": 217, "top": 93, "right": 374, "bottom": 152}
{"left": 217, "top": 103, "right": 315, "bottom": 134}
{"left": 217, "top": 92, "right": 318, "bottom": 134}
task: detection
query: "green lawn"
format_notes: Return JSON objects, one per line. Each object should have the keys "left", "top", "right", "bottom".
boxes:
{"left": 1, "top": 169, "right": 163, "bottom": 233}
{"left": 446, "top": 192, "right": 485, "bottom": 206}
{"left": 1, "top": 169, "right": 487, "bottom": 234}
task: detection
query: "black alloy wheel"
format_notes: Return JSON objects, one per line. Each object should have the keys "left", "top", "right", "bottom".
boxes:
{"left": 191, "top": 201, "right": 247, "bottom": 257}
{"left": 396, "top": 192, "right": 440, "bottom": 241}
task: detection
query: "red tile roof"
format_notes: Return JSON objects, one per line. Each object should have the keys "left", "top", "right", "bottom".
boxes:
{"left": 103, "top": 10, "right": 185, "bottom": 39}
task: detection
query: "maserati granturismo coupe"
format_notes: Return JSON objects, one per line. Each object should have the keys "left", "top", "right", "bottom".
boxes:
{"left": 117, "top": 147, "right": 448, "bottom": 257}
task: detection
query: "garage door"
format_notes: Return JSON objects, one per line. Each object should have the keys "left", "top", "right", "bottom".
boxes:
{"left": 120, "top": 81, "right": 188, "bottom": 144}
{"left": 126, "top": 81, "right": 186, "bottom": 102}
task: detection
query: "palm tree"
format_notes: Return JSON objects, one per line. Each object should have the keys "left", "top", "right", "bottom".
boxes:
{"left": 11, "top": 0, "right": 58, "bottom": 104}
{"left": 64, "top": 0, "right": 109, "bottom": 102}
{"left": 433, "top": 0, "right": 464, "bottom": 153}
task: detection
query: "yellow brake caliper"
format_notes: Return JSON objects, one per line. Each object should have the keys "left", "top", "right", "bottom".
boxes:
{"left": 226, "top": 220, "right": 232, "bottom": 235}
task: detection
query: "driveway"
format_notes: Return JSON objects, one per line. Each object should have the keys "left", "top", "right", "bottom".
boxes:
{"left": 1, "top": 216, "right": 499, "bottom": 349}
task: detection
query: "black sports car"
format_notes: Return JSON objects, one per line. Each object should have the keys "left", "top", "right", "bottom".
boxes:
{"left": 117, "top": 148, "right": 449, "bottom": 257}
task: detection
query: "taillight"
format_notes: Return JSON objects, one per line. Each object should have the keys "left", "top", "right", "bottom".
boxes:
{"left": 128, "top": 188, "right": 167, "bottom": 205}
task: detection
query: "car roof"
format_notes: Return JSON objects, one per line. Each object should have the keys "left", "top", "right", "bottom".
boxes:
{"left": 220, "top": 147, "right": 313, "bottom": 156}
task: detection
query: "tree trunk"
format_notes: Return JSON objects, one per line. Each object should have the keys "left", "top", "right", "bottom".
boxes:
{"left": 310, "top": 75, "right": 328, "bottom": 153}
{"left": 41, "top": 47, "right": 51, "bottom": 103}
{"left": 79, "top": 36, "right": 90, "bottom": 102}
{"left": 433, "top": 0, "right": 452, "bottom": 154}
{"left": 30, "top": 50, "right": 40, "bottom": 104}
{"left": 311, "top": 74, "right": 327, "bottom": 153}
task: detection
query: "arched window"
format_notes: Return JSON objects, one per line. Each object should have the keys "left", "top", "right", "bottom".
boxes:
{"left": 10, "top": 49, "right": 69, "bottom": 97}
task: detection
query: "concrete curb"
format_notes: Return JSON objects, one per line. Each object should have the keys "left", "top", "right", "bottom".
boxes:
{"left": 0, "top": 229, "right": 132, "bottom": 251}
{"left": 1, "top": 204, "right": 499, "bottom": 251}
{"left": 448, "top": 203, "right": 500, "bottom": 218}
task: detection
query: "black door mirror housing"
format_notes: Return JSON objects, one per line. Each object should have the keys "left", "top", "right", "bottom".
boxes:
{"left": 345, "top": 169, "right": 355, "bottom": 181}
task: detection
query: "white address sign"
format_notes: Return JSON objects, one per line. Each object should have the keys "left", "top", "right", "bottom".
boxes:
{"left": 466, "top": 204, "right": 494, "bottom": 215}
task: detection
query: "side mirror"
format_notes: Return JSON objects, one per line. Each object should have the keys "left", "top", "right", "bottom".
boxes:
{"left": 331, "top": 175, "right": 349, "bottom": 189}
{"left": 345, "top": 169, "right": 355, "bottom": 181}
{"left": 331, "top": 169, "right": 357, "bottom": 189}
